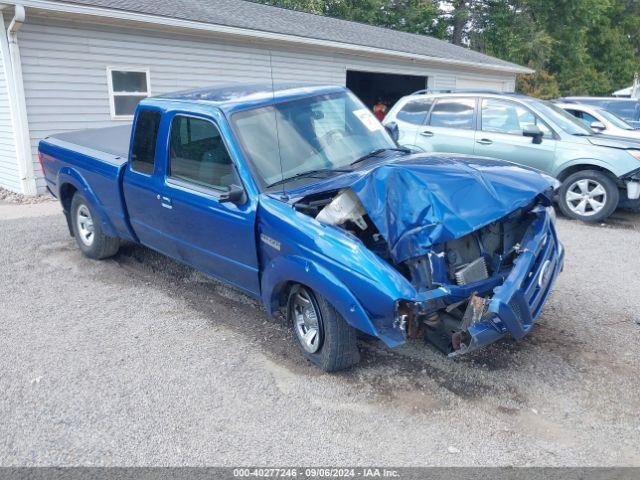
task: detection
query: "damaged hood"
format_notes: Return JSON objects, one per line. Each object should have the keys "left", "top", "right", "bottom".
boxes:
{"left": 291, "top": 153, "right": 554, "bottom": 264}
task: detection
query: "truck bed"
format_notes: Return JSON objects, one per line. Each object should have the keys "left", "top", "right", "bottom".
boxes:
{"left": 47, "top": 124, "right": 132, "bottom": 159}
{"left": 39, "top": 124, "right": 135, "bottom": 241}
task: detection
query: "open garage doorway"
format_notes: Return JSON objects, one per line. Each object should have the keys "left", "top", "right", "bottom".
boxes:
{"left": 346, "top": 70, "right": 428, "bottom": 119}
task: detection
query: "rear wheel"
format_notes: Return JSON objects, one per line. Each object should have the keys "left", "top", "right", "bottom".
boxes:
{"left": 288, "top": 285, "right": 360, "bottom": 372}
{"left": 70, "top": 193, "right": 120, "bottom": 259}
{"left": 558, "top": 170, "right": 619, "bottom": 222}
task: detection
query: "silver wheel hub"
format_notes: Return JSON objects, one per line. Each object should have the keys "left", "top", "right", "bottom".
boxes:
{"left": 292, "top": 288, "right": 322, "bottom": 354}
{"left": 76, "top": 204, "right": 95, "bottom": 247}
{"left": 565, "top": 179, "right": 607, "bottom": 217}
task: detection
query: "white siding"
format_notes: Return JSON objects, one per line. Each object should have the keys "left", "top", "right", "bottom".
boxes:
{"left": 456, "top": 76, "right": 508, "bottom": 91}
{"left": 17, "top": 15, "right": 516, "bottom": 192}
{"left": 0, "top": 34, "right": 19, "bottom": 192}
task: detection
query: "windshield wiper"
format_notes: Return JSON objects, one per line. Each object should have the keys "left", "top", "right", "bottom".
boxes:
{"left": 350, "top": 147, "right": 410, "bottom": 167}
{"left": 267, "top": 168, "right": 351, "bottom": 189}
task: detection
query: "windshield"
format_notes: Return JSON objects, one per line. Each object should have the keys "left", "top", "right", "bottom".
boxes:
{"left": 536, "top": 101, "right": 594, "bottom": 135}
{"left": 597, "top": 108, "right": 635, "bottom": 130}
{"left": 231, "top": 91, "right": 396, "bottom": 189}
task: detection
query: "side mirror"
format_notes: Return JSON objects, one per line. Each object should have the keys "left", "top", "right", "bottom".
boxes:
{"left": 590, "top": 121, "right": 606, "bottom": 132}
{"left": 219, "top": 184, "right": 245, "bottom": 204}
{"left": 384, "top": 122, "right": 400, "bottom": 143}
{"left": 523, "top": 124, "right": 544, "bottom": 144}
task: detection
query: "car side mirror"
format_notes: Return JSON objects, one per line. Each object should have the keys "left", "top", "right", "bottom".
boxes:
{"left": 523, "top": 124, "right": 544, "bottom": 144}
{"left": 384, "top": 122, "right": 399, "bottom": 143}
{"left": 219, "top": 184, "right": 245, "bottom": 204}
{"left": 590, "top": 121, "right": 606, "bottom": 132}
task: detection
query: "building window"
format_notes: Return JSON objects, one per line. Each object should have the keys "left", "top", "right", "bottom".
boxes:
{"left": 107, "top": 67, "right": 150, "bottom": 120}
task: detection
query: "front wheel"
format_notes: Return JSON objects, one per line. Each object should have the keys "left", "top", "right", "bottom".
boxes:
{"left": 557, "top": 170, "right": 619, "bottom": 223}
{"left": 288, "top": 285, "right": 360, "bottom": 372}
{"left": 70, "top": 193, "right": 120, "bottom": 259}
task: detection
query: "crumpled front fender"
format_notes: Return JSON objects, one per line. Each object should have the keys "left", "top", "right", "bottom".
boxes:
{"left": 261, "top": 254, "right": 381, "bottom": 339}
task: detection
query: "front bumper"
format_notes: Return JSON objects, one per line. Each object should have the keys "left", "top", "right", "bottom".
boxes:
{"left": 450, "top": 209, "right": 564, "bottom": 356}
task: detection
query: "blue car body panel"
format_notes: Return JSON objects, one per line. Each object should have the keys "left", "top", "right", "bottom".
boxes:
{"left": 38, "top": 83, "right": 564, "bottom": 355}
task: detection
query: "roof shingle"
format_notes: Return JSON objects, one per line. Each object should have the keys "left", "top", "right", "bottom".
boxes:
{"left": 49, "top": 0, "right": 530, "bottom": 73}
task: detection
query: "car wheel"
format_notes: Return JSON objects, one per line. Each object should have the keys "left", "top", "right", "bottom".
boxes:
{"left": 70, "top": 193, "right": 120, "bottom": 259}
{"left": 288, "top": 285, "right": 360, "bottom": 372}
{"left": 557, "top": 170, "right": 619, "bottom": 223}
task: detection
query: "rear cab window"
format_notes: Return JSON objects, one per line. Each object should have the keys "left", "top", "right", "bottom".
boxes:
{"left": 168, "top": 115, "right": 237, "bottom": 191}
{"left": 130, "top": 109, "right": 161, "bottom": 174}
{"left": 429, "top": 98, "right": 475, "bottom": 130}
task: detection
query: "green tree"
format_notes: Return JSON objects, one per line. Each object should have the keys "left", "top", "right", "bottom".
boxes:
{"left": 253, "top": 0, "right": 640, "bottom": 97}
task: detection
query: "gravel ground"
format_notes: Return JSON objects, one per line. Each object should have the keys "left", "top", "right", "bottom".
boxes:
{"left": 0, "top": 202, "right": 639, "bottom": 467}
{"left": 0, "top": 187, "right": 55, "bottom": 205}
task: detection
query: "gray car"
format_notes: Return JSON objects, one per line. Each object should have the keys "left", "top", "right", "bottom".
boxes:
{"left": 384, "top": 91, "right": 640, "bottom": 222}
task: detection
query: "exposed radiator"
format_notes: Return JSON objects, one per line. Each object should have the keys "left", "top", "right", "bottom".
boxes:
{"left": 455, "top": 257, "right": 489, "bottom": 286}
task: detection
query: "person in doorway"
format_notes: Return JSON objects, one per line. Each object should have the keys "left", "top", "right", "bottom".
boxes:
{"left": 373, "top": 98, "right": 388, "bottom": 121}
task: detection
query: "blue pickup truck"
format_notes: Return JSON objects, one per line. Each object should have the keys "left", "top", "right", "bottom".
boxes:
{"left": 39, "top": 84, "right": 564, "bottom": 372}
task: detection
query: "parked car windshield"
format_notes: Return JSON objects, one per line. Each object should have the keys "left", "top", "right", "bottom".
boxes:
{"left": 597, "top": 107, "right": 635, "bottom": 130}
{"left": 601, "top": 100, "right": 640, "bottom": 121}
{"left": 231, "top": 91, "right": 396, "bottom": 189}
{"left": 535, "top": 100, "right": 594, "bottom": 136}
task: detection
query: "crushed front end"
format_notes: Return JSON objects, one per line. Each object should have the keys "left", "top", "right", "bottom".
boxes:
{"left": 291, "top": 155, "right": 565, "bottom": 356}
{"left": 394, "top": 203, "right": 564, "bottom": 356}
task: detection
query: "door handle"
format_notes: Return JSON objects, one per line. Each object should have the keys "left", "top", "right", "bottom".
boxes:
{"left": 420, "top": 130, "right": 434, "bottom": 137}
{"left": 157, "top": 194, "right": 173, "bottom": 210}
{"left": 476, "top": 138, "right": 493, "bottom": 146}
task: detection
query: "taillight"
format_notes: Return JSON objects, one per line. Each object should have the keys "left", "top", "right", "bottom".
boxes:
{"left": 38, "top": 152, "right": 48, "bottom": 174}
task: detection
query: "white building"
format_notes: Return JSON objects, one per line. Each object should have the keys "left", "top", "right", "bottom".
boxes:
{"left": 0, "top": 0, "right": 531, "bottom": 195}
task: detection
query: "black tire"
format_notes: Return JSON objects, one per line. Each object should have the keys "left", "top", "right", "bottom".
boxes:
{"left": 288, "top": 285, "right": 360, "bottom": 372}
{"left": 557, "top": 170, "right": 619, "bottom": 223}
{"left": 70, "top": 193, "right": 120, "bottom": 260}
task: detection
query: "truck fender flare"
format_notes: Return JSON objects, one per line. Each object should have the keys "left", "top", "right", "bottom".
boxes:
{"left": 261, "top": 255, "right": 379, "bottom": 337}
{"left": 57, "top": 168, "right": 119, "bottom": 238}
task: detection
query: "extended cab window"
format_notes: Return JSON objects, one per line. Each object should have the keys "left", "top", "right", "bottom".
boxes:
{"left": 429, "top": 98, "right": 475, "bottom": 130}
{"left": 169, "top": 116, "right": 236, "bottom": 190}
{"left": 130, "top": 109, "right": 161, "bottom": 175}
{"left": 481, "top": 99, "right": 552, "bottom": 138}
{"left": 396, "top": 99, "right": 433, "bottom": 125}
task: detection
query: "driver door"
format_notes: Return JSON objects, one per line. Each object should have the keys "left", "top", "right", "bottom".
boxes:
{"left": 157, "top": 112, "right": 260, "bottom": 296}
{"left": 474, "top": 98, "right": 557, "bottom": 173}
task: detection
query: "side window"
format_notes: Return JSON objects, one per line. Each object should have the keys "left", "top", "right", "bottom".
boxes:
{"left": 169, "top": 116, "right": 236, "bottom": 190}
{"left": 579, "top": 111, "right": 599, "bottom": 126}
{"left": 429, "top": 98, "right": 475, "bottom": 130}
{"left": 396, "top": 99, "right": 433, "bottom": 125}
{"left": 566, "top": 109, "right": 583, "bottom": 119}
{"left": 481, "top": 99, "right": 552, "bottom": 138}
{"left": 130, "top": 109, "right": 161, "bottom": 175}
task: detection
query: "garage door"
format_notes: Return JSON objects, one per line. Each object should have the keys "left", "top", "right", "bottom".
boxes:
{"left": 456, "top": 78, "right": 506, "bottom": 92}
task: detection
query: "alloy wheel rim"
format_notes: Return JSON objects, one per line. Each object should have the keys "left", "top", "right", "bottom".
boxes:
{"left": 565, "top": 179, "right": 607, "bottom": 217}
{"left": 76, "top": 204, "right": 95, "bottom": 246}
{"left": 292, "top": 288, "right": 323, "bottom": 354}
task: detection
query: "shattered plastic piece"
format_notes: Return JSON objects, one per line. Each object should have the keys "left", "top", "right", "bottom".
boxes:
{"left": 461, "top": 294, "right": 489, "bottom": 330}
{"left": 316, "top": 189, "right": 368, "bottom": 230}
